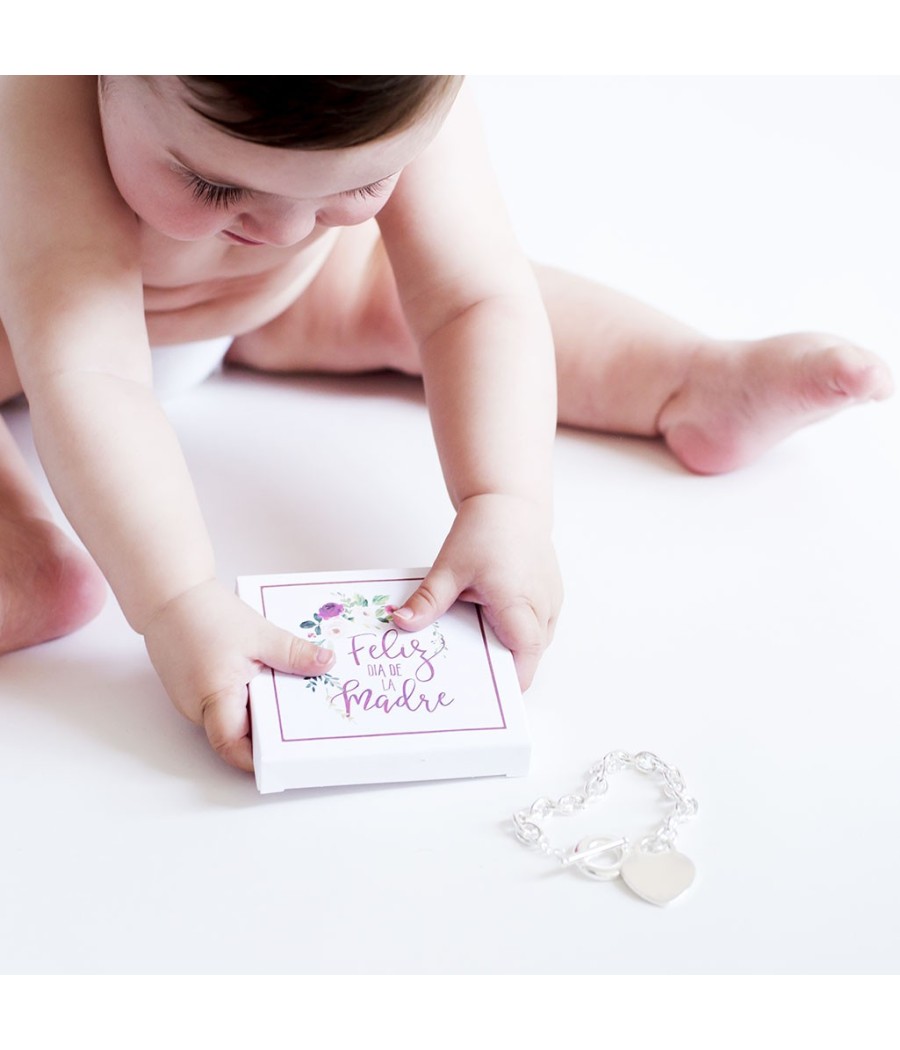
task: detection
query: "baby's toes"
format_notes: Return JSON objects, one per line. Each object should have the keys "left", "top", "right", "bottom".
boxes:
{"left": 797, "top": 336, "right": 894, "bottom": 405}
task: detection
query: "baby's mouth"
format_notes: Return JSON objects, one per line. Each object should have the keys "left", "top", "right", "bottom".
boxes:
{"left": 222, "top": 229, "right": 265, "bottom": 246}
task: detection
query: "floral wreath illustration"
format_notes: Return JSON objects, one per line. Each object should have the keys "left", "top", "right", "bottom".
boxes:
{"left": 299, "top": 591, "right": 447, "bottom": 718}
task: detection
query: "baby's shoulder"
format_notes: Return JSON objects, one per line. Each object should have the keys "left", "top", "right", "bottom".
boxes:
{"left": 0, "top": 76, "right": 143, "bottom": 321}
{"left": 1, "top": 75, "right": 99, "bottom": 140}
{"left": 1, "top": 77, "right": 131, "bottom": 234}
{"left": 1, "top": 78, "right": 109, "bottom": 201}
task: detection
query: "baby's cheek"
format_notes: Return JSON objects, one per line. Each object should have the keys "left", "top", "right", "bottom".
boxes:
{"left": 140, "top": 197, "right": 223, "bottom": 241}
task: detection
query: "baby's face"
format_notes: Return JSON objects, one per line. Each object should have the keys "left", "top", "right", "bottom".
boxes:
{"left": 99, "top": 77, "right": 446, "bottom": 247}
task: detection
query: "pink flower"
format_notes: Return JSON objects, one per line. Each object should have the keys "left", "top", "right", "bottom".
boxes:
{"left": 318, "top": 602, "right": 344, "bottom": 620}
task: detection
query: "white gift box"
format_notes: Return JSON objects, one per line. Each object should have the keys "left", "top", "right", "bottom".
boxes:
{"left": 236, "top": 568, "right": 531, "bottom": 793}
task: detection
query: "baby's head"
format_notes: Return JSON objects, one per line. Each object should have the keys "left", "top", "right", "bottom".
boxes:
{"left": 99, "top": 75, "right": 461, "bottom": 246}
{"left": 178, "top": 76, "right": 460, "bottom": 150}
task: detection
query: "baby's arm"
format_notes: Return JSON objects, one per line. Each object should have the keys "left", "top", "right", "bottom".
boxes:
{"left": 0, "top": 78, "right": 332, "bottom": 767}
{"left": 377, "top": 89, "right": 563, "bottom": 687}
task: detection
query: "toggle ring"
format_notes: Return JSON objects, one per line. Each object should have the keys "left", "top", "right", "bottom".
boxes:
{"left": 572, "top": 836, "right": 628, "bottom": 881}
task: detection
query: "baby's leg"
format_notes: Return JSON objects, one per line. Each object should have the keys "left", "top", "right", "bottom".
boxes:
{"left": 228, "top": 225, "right": 893, "bottom": 475}
{"left": 541, "top": 266, "right": 893, "bottom": 473}
{"left": 227, "top": 222, "right": 421, "bottom": 378}
{"left": 0, "top": 343, "right": 107, "bottom": 654}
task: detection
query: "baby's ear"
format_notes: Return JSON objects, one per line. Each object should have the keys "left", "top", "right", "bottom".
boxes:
{"left": 391, "top": 567, "right": 459, "bottom": 632}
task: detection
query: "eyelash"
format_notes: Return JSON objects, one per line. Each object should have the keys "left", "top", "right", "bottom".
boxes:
{"left": 186, "top": 173, "right": 246, "bottom": 209}
{"left": 345, "top": 179, "right": 390, "bottom": 201}
{"left": 184, "top": 171, "right": 390, "bottom": 208}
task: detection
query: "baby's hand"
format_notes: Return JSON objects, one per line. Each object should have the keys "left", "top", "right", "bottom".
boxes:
{"left": 392, "top": 494, "right": 562, "bottom": 688}
{"left": 142, "top": 579, "right": 334, "bottom": 772}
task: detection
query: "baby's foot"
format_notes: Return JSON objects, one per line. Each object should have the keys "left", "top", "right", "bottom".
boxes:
{"left": 657, "top": 333, "right": 894, "bottom": 474}
{"left": 0, "top": 514, "right": 107, "bottom": 655}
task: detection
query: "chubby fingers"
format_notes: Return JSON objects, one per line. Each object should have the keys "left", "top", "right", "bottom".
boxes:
{"left": 257, "top": 621, "right": 337, "bottom": 679}
{"left": 485, "top": 599, "right": 552, "bottom": 691}
{"left": 201, "top": 624, "right": 336, "bottom": 774}
{"left": 393, "top": 566, "right": 555, "bottom": 691}
{"left": 391, "top": 565, "right": 460, "bottom": 632}
{"left": 200, "top": 682, "right": 255, "bottom": 772}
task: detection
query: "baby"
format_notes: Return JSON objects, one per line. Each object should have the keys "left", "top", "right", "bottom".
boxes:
{"left": 0, "top": 77, "right": 892, "bottom": 773}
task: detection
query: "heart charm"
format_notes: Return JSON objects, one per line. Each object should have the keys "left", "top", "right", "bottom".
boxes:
{"left": 620, "top": 850, "right": 695, "bottom": 906}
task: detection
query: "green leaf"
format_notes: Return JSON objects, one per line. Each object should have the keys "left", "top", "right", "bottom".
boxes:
{"left": 300, "top": 620, "right": 316, "bottom": 629}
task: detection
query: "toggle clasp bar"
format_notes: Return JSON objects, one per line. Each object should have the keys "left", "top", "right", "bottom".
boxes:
{"left": 562, "top": 836, "right": 627, "bottom": 867}
{"left": 563, "top": 835, "right": 629, "bottom": 881}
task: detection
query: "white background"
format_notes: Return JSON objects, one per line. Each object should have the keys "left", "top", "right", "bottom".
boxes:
{"left": 1, "top": 77, "right": 898, "bottom": 975}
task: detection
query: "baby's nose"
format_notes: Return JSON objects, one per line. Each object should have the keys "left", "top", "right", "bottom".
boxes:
{"left": 238, "top": 204, "right": 317, "bottom": 247}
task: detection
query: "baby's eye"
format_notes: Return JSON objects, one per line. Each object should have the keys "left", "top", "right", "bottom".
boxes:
{"left": 185, "top": 173, "right": 246, "bottom": 209}
{"left": 344, "top": 178, "right": 392, "bottom": 202}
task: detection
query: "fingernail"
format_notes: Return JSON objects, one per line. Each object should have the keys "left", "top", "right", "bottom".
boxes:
{"left": 392, "top": 607, "right": 413, "bottom": 622}
{"left": 316, "top": 647, "right": 335, "bottom": 665}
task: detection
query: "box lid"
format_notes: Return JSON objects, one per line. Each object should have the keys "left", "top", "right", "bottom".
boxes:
{"left": 236, "top": 568, "right": 530, "bottom": 793}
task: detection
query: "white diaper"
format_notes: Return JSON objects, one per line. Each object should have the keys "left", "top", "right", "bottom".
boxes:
{"left": 151, "top": 337, "right": 233, "bottom": 402}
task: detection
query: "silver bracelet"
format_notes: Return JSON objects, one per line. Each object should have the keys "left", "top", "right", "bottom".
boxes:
{"left": 512, "top": 750, "right": 698, "bottom": 905}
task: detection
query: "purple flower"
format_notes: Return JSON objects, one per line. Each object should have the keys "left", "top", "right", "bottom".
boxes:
{"left": 318, "top": 602, "right": 344, "bottom": 620}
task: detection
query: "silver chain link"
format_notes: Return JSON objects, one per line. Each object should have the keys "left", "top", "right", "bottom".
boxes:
{"left": 512, "top": 750, "right": 698, "bottom": 866}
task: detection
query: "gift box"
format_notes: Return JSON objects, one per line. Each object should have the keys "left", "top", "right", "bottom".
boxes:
{"left": 236, "top": 568, "right": 531, "bottom": 793}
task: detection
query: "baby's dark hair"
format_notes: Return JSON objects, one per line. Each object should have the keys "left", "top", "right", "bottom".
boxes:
{"left": 178, "top": 76, "right": 461, "bottom": 150}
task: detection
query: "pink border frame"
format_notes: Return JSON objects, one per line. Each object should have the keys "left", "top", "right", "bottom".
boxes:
{"left": 259, "top": 576, "right": 509, "bottom": 744}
